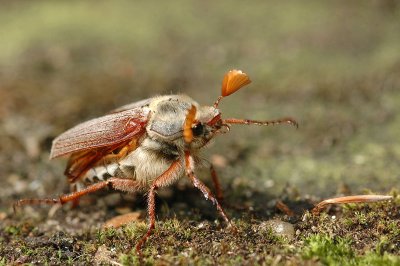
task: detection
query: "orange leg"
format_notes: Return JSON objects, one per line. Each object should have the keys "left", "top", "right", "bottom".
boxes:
{"left": 14, "top": 178, "right": 143, "bottom": 211}
{"left": 135, "top": 160, "right": 182, "bottom": 253}
{"left": 69, "top": 184, "right": 80, "bottom": 208}
{"left": 185, "top": 151, "right": 231, "bottom": 226}
{"left": 209, "top": 164, "right": 224, "bottom": 202}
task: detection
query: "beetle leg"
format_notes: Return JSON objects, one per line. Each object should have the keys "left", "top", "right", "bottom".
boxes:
{"left": 209, "top": 164, "right": 224, "bottom": 202}
{"left": 70, "top": 184, "right": 80, "bottom": 208}
{"left": 13, "top": 178, "right": 143, "bottom": 211}
{"left": 135, "top": 160, "right": 182, "bottom": 253}
{"left": 184, "top": 151, "right": 231, "bottom": 227}
{"left": 200, "top": 160, "right": 224, "bottom": 202}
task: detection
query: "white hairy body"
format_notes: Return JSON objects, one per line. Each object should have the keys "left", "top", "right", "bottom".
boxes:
{"left": 73, "top": 95, "right": 211, "bottom": 189}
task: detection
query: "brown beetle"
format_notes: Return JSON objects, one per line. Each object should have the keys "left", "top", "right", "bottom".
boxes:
{"left": 15, "top": 70, "right": 298, "bottom": 251}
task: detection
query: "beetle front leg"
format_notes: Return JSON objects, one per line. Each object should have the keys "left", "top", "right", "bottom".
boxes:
{"left": 185, "top": 152, "right": 231, "bottom": 226}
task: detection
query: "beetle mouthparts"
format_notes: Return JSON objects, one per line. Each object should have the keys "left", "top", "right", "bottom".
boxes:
{"left": 217, "top": 123, "right": 230, "bottom": 134}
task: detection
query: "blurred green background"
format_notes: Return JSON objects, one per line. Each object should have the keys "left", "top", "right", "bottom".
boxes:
{"left": 1, "top": 0, "right": 400, "bottom": 205}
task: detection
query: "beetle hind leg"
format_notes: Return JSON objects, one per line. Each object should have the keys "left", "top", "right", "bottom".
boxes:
{"left": 13, "top": 178, "right": 143, "bottom": 212}
{"left": 13, "top": 198, "right": 60, "bottom": 213}
{"left": 135, "top": 160, "right": 182, "bottom": 253}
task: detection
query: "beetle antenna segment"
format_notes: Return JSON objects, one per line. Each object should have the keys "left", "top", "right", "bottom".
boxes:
{"left": 214, "top": 69, "right": 251, "bottom": 108}
{"left": 213, "top": 96, "right": 224, "bottom": 108}
{"left": 223, "top": 117, "right": 299, "bottom": 128}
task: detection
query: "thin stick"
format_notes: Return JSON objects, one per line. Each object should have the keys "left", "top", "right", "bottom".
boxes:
{"left": 312, "top": 194, "right": 393, "bottom": 214}
{"left": 276, "top": 200, "right": 295, "bottom": 216}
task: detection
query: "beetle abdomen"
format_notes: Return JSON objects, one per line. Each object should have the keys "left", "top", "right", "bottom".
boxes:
{"left": 81, "top": 162, "right": 136, "bottom": 184}
{"left": 79, "top": 137, "right": 183, "bottom": 187}
{"left": 118, "top": 138, "right": 183, "bottom": 185}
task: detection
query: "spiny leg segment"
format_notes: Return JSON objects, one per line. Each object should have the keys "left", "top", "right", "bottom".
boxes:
{"left": 210, "top": 164, "right": 224, "bottom": 202}
{"left": 185, "top": 151, "right": 231, "bottom": 226}
{"left": 136, "top": 154, "right": 232, "bottom": 252}
{"left": 14, "top": 178, "right": 143, "bottom": 212}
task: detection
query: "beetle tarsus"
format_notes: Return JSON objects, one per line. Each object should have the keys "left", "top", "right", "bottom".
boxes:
{"left": 13, "top": 198, "right": 60, "bottom": 213}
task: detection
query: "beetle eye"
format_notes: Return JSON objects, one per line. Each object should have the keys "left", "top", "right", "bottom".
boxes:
{"left": 192, "top": 123, "right": 204, "bottom": 137}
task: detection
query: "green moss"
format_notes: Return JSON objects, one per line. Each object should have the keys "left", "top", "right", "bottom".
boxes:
{"left": 4, "top": 226, "right": 21, "bottom": 236}
{"left": 359, "top": 251, "right": 400, "bottom": 265}
{"left": 119, "top": 252, "right": 140, "bottom": 266}
{"left": 123, "top": 222, "right": 148, "bottom": 240}
{"left": 301, "top": 233, "right": 399, "bottom": 266}
{"left": 0, "top": 257, "right": 8, "bottom": 266}
{"left": 302, "top": 234, "right": 356, "bottom": 265}
{"left": 96, "top": 227, "right": 118, "bottom": 244}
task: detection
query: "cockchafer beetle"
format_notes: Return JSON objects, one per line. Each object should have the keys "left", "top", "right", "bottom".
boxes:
{"left": 15, "top": 69, "right": 299, "bottom": 251}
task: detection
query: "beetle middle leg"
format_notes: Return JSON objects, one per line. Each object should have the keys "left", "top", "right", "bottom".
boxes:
{"left": 135, "top": 159, "right": 182, "bottom": 252}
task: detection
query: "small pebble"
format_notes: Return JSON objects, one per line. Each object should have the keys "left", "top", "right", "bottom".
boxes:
{"left": 260, "top": 219, "right": 295, "bottom": 240}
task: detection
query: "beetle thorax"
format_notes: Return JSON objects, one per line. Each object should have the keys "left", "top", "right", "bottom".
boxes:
{"left": 146, "top": 95, "right": 220, "bottom": 150}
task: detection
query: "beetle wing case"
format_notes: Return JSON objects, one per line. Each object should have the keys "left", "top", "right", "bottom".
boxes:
{"left": 50, "top": 106, "right": 150, "bottom": 159}
{"left": 110, "top": 98, "right": 152, "bottom": 113}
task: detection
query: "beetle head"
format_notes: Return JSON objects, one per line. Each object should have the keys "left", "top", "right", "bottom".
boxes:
{"left": 149, "top": 69, "right": 296, "bottom": 149}
{"left": 183, "top": 69, "right": 298, "bottom": 147}
{"left": 181, "top": 104, "right": 225, "bottom": 149}
{"left": 182, "top": 70, "right": 251, "bottom": 147}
